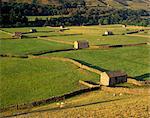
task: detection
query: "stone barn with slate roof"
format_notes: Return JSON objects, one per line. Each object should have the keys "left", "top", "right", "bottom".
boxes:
{"left": 30, "top": 29, "right": 37, "bottom": 33}
{"left": 12, "top": 32, "right": 22, "bottom": 39}
{"left": 122, "top": 24, "right": 127, "bottom": 28}
{"left": 74, "top": 40, "right": 89, "bottom": 49}
{"left": 100, "top": 71, "right": 127, "bottom": 86}
{"left": 104, "top": 31, "right": 113, "bottom": 35}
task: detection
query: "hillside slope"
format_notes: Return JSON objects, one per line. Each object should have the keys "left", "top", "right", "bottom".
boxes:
{"left": 2, "top": 0, "right": 150, "bottom": 10}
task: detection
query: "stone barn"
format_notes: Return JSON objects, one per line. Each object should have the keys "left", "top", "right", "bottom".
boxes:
{"left": 122, "top": 24, "right": 127, "bottom": 28}
{"left": 60, "top": 26, "right": 69, "bottom": 32}
{"left": 60, "top": 25, "right": 65, "bottom": 29}
{"left": 100, "top": 71, "right": 127, "bottom": 86}
{"left": 12, "top": 32, "right": 22, "bottom": 39}
{"left": 104, "top": 31, "right": 113, "bottom": 35}
{"left": 74, "top": 40, "right": 89, "bottom": 49}
{"left": 30, "top": 29, "right": 37, "bottom": 33}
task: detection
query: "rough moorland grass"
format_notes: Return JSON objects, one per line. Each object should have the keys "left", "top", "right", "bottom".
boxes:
{"left": 44, "top": 46, "right": 150, "bottom": 80}
{"left": 0, "top": 58, "right": 99, "bottom": 108}
{"left": 0, "top": 39, "right": 72, "bottom": 55}
{"left": 15, "top": 91, "right": 149, "bottom": 118}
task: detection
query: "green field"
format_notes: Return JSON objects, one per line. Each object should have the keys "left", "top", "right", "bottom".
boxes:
{"left": 0, "top": 58, "right": 98, "bottom": 108}
{"left": 0, "top": 31, "right": 12, "bottom": 39}
{"left": 27, "top": 15, "right": 69, "bottom": 21}
{"left": 0, "top": 24, "right": 149, "bottom": 110}
{"left": 44, "top": 46, "right": 150, "bottom": 80}
{"left": 1, "top": 27, "right": 57, "bottom": 33}
{"left": 44, "top": 25, "right": 150, "bottom": 45}
{"left": 1, "top": 25, "right": 149, "bottom": 45}
{"left": 0, "top": 39, "right": 72, "bottom": 55}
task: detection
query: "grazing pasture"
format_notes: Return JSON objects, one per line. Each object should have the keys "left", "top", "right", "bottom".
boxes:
{"left": 43, "top": 25, "right": 150, "bottom": 45}
{"left": 0, "top": 24, "right": 149, "bottom": 113}
{"left": 27, "top": 15, "right": 69, "bottom": 21}
{"left": 0, "top": 31, "right": 12, "bottom": 39}
{"left": 0, "top": 39, "right": 72, "bottom": 55}
{"left": 1, "top": 27, "right": 58, "bottom": 34}
{"left": 44, "top": 45, "right": 150, "bottom": 80}
{"left": 0, "top": 27, "right": 61, "bottom": 37}
{"left": 0, "top": 58, "right": 99, "bottom": 108}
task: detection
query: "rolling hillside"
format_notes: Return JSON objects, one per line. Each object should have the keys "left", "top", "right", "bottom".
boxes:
{"left": 2, "top": 0, "right": 150, "bottom": 10}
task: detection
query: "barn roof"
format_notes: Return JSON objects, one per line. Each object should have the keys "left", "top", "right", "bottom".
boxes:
{"left": 105, "top": 31, "right": 113, "bottom": 33}
{"left": 106, "top": 71, "right": 127, "bottom": 78}
{"left": 14, "top": 32, "right": 22, "bottom": 36}
{"left": 75, "top": 40, "right": 89, "bottom": 43}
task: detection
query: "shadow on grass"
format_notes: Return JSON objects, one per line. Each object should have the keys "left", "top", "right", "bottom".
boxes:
{"left": 22, "top": 31, "right": 54, "bottom": 34}
{"left": 72, "top": 59, "right": 109, "bottom": 72}
{"left": 37, "top": 31, "right": 54, "bottom": 33}
{"left": 133, "top": 73, "right": 150, "bottom": 81}
{"left": 26, "top": 48, "right": 74, "bottom": 56}
{"left": 48, "top": 33, "right": 83, "bottom": 37}
{"left": 84, "top": 81, "right": 99, "bottom": 85}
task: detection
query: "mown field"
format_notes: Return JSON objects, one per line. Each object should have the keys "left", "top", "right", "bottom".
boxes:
{"left": 0, "top": 39, "right": 72, "bottom": 55}
{"left": 0, "top": 58, "right": 99, "bottom": 108}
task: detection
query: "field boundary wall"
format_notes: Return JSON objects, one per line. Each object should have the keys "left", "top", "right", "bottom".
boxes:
{"left": 0, "top": 87, "right": 99, "bottom": 112}
{"left": 31, "top": 56, "right": 103, "bottom": 75}
{"left": 79, "top": 80, "right": 100, "bottom": 88}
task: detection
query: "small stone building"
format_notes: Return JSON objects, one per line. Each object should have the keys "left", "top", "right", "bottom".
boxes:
{"left": 60, "top": 25, "right": 65, "bottom": 29}
{"left": 60, "top": 26, "right": 69, "bottom": 32}
{"left": 122, "top": 24, "right": 127, "bottom": 28}
{"left": 100, "top": 71, "right": 127, "bottom": 86}
{"left": 30, "top": 29, "right": 37, "bottom": 33}
{"left": 104, "top": 31, "right": 113, "bottom": 35}
{"left": 74, "top": 40, "right": 89, "bottom": 49}
{"left": 12, "top": 32, "right": 22, "bottom": 39}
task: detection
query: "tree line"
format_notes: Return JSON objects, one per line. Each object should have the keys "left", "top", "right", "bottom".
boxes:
{"left": 0, "top": 2, "right": 149, "bottom": 27}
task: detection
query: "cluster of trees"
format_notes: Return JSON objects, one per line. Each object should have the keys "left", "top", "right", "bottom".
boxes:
{"left": 0, "top": 2, "right": 149, "bottom": 27}
{"left": 43, "top": 9, "right": 149, "bottom": 27}
{"left": 0, "top": 2, "right": 63, "bottom": 27}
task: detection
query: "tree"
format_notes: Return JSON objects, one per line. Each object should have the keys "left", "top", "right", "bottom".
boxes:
{"left": 9, "top": 9, "right": 16, "bottom": 24}
{"left": 32, "top": 0, "right": 37, "bottom": 4}
{"left": 44, "top": 18, "right": 49, "bottom": 26}
{"left": 98, "top": 19, "right": 104, "bottom": 25}
{"left": 103, "top": 18, "right": 109, "bottom": 25}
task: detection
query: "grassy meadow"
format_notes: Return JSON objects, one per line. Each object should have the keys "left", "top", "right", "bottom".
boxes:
{"left": 0, "top": 58, "right": 99, "bottom": 108}
{"left": 0, "top": 31, "right": 12, "bottom": 39}
{"left": 0, "top": 24, "right": 149, "bottom": 110}
{"left": 0, "top": 27, "right": 58, "bottom": 33}
{"left": 27, "top": 15, "right": 69, "bottom": 21}
{"left": 0, "top": 39, "right": 72, "bottom": 55}
{"left": 41, "top": 25, "right": 150, "bottom": 45}
{"left": 44, "top": 45, "right": 150, "bottom": 80}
